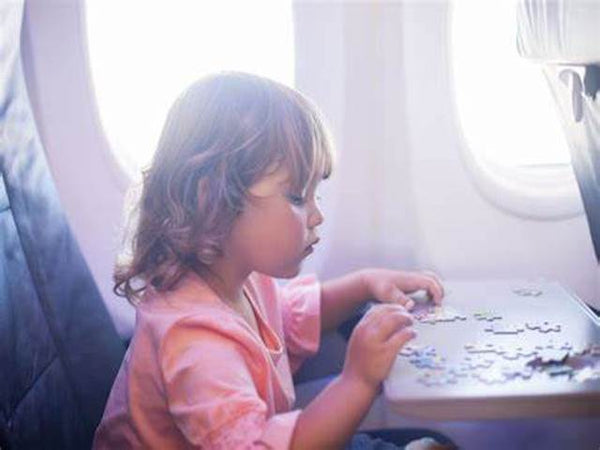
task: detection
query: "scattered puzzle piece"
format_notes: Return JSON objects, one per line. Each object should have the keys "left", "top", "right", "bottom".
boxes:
{"left": 527, "top": 349, "right": 569, "bottom": 367}
{"left": 465, "top": 342, "right": 505, "bottom": 355}
{"left": 571, "top": 366, "right": 600, "bottom": 382}
{"left": 417, "top": 371, "right": 459, "bottom": 387}
{"left": 398, "top": 344, "right": 419, "bottom": 357}
{"left": 582, "top": 343, "right": 600, "bottom": 357}
{"left": 413, "top": 306, "right": 467, "bottom": 324}
{"left": 556, "top": 342, "right": 574, "bottom": 351}
{"left": 546, "top": 365, "right": 574, "bottom": 377}
{"left": 463, "top": 355, "right": 495, "bottom": 370}
{"left": 445, "top": 364, "right": 471, "bottom": 378}
{"left": 473, "top": 311, "right": 503, "bottom": 322}
{"left": 484, "top": 323, "right": 525, "bottom": 335}
{"left": 410, "top": 352, "right": 447, "bottom": 370}
{"left": 526, "top": 321, "right": 562, "bottom": 333}
{"left": 499, "top": 347, "right": 538, "bottom": 361}
{"left": 512, "top": 287, "right": 543, "bottom": 297}
{"left": 500, "top": 363, "right": 534, "bottom": 380}
{"left": 473, "top": 369, "right": 509, "bottom": 385}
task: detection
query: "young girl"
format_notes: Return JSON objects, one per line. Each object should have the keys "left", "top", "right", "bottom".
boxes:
{"left": 93, "top": 72, "right": 446, "bottom": 449}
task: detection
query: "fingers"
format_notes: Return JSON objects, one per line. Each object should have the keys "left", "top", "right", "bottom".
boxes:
{"left": 374, "top": 280, "right": 416, "bottom": 309}
{"left": 389, "top": 289, "right": 415, "bottom": 310}
{"left": 362, "top": 304, "right": 413, "bottom": 340}
{"left": 411, "top": 271, "right": 444, "bottom": 305}
{"left": 367, "top": 268, "right": 445, "bottom": 307}
{"left": 377, "top": 309, "right": 414, "bottom": 340}
{"left": 421, "top": 270, "right": 445, "bottom": 302}
{"left": 388, "top": 327, "right": 417, "bottom": 352}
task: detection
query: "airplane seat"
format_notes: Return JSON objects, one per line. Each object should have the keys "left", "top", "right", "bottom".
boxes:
{"left": 517, "top": 0, "right": 600, "bottom": 281}
{"left": 0, "top": 2, "right": 125, "bottom": 449}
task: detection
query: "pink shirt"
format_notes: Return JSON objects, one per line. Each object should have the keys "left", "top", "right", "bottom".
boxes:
{"left": 93, "top": 272, "right": 321, "bottom": 449}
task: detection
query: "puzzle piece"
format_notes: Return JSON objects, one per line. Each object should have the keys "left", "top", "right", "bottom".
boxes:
{"left": 413, "top": 306, "right": 467, "bottom": 324}
{"left": 398, "top": 344, "right": 420, "bottom": 357}
{"left": 571, "top": 366, "right": 600, "bottom": 382}
{"left": 465, "top": 342, "right": 506, "bottom": 355}
{"left": 484, "top": 323, "right": 525, "bottom": 335}
{"left": 462, "top": 355, "right": 495, "bottom": 370}
{"left": 445, "top": 364, "right": 471, "bottom": 378}
{"left": 499, "top": 363, "right": 535, "bottom": 380}
{"left": 525, "top": 321, "right": 562, "bottom": 333}
{"left": 400, "top": 345, "right": 447, "bottom": 370}
{"left": 512, "top": 287, "right": 543, "bottom": 297}
{"left": 534, "top": 341, "right": 561, "bottom": 350}
{"left": 527, "top": 349, "right": 570, "bottom": 367}
{"left": 473, "top": 311, "right": 503, "bottom": 322}
{"left": 417, "top": 371, "right": 459, "bottom": 387}
{"left": 545, "top": 365, "right": 574, "bottom": 377}
{"left": 398, "top": 344, "right": 440, "bottom": 358}
{"left": 581, "top": 343, "right": 600, "bottom": 357}
{"left": 409, "top": 353, "right": 447, "bottom": 370}
{"left": 408, "top": 290, "right": 432, "bottom": 304}
{"left": 473, "top": 369, "right": 509, "bottom": 385}
{"left": 556, "top": 342, "right": 574, "bottom": 351}
{"left": 499, "top": 346, "right": 538, "bottom": 361}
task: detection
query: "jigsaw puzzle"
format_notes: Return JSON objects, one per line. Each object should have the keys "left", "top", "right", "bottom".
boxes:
{"left": 386, "top": 281, "right": 600, "bottom": 419}
{"left": 397, "top": 300, "right": 600, "bottom": 389}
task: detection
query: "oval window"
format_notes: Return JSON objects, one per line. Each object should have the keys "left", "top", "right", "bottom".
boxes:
{"left": 450, "top": 0, "right": 581, "bottom": 219}
{"left": 85, "top": 0, "right": 294, "bottom": 176}
{"left": 452, "top": 0, "right": 571, "bottom": 169}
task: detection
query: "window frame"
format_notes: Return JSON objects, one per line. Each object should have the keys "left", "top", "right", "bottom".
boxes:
{"left": 447, "top": 1, "right": 583, "bottom": 220}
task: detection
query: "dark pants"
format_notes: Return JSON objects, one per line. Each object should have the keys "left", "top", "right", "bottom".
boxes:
{"left": 347, "top": 428, "right": 457, "bottom": 449}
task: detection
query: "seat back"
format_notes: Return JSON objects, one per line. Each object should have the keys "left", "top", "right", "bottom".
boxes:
{"left": 0, "top": 2, "right": 125, "bottom": 448}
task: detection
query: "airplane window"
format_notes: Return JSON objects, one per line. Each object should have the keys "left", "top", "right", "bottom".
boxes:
{"left": 451, "top": 0, "right": 571, "bottom": 171}
{"left": 85, "top": 0, "right": 294, "bottom": 177}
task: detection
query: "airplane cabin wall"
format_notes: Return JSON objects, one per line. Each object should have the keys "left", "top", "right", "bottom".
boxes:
{"left": 295, "top": 1, "right": 598, "bottom": 307}
{"left": 19, "top": 0, "right": 599, "bottom": 339}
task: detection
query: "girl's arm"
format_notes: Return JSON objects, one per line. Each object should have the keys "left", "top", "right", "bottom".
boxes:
{"left": 290, "top": 373, "right": 377, "bottom": 450}
{"left": 320, "top": 269, "right": 445, "bottom": 333}
{"left": 290, "top": 303, "right": 416, "bottom": 449}
{"left": 320, "top": 271, "right": 371, "bottom": 333}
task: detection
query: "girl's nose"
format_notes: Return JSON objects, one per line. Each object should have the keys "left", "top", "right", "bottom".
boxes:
{"left": 308, "top": 201, "right": 324, "bottom": 229}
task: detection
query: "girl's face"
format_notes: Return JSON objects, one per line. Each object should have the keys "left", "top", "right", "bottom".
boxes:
{"left": 224, "top": 166, "right": 324, "bottom": 279}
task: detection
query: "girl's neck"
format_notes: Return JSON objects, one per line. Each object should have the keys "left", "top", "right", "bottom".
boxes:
{"left": 197, "top": 259, "right": 249, "bottom": 306}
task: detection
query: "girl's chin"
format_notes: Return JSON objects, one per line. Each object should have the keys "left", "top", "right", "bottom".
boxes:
{"left": 278, "top": 265, "right": 302, "bottom": 279}
{"left": 272, "top": 261, "right": 304, "bottom": 279}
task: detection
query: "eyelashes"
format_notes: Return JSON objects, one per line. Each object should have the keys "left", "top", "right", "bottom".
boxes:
{"left": 287, "top": 194, "right": 306, "bottom": 206}
{"left": 286, "top": 193, "right": 322, "bottom": 207}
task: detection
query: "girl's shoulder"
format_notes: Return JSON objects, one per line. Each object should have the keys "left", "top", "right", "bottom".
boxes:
{"left": 134, "top": 273, "right": 242, "bottom": 341}
{"left": 132, "top": 271, "right": 282, "bottom": 345}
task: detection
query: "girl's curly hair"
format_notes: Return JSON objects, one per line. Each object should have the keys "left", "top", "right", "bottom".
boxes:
{"left": 114, "top": 72, "right": 334, "bottom": 303}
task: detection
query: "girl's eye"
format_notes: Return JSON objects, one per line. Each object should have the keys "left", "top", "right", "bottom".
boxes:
{"left": 287, "top": 194, "right": 306, "bottom": 206}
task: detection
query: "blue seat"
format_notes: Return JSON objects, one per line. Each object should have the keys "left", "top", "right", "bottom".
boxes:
{"left": 0, "top": 2, "right": 125, "bottom": 448}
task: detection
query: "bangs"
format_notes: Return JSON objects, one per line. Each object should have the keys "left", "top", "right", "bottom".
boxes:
{"left": 276, "top": 90, "right": 334, "bottom": 194}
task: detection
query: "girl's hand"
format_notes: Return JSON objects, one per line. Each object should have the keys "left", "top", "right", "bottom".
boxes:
{"left": 360, "top": 268, "right": 444, "bottom": 310}
{"left": 342, "top": 304, "right": 416, "bottom": 389}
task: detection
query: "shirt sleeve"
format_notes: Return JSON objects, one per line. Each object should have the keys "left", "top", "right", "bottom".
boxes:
{"left": 160, "top": 317, "right": 301, "bottom": 449}
{"left": 279, "top": 275, "right": 322, "bottom": 374}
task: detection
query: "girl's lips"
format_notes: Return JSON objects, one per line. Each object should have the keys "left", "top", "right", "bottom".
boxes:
{"left": 302, "top": 238, "right": 319, "bottom": 256}
{"left": 303, "top": 244, "right": 314, "bottom": 258}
